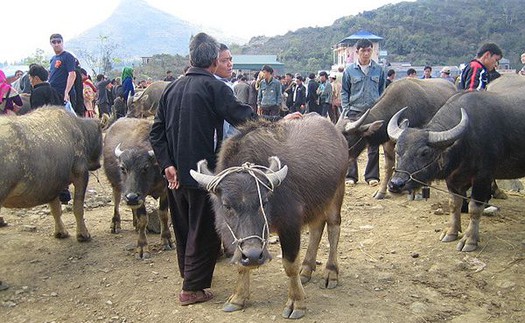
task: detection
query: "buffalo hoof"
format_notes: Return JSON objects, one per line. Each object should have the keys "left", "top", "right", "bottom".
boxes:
{"left": 493, "top": 189, "right": 508, "bottom": 199}
{"left": 135, "top": 247, "right": 151, "bottom": 260}
{"left": 282, "top": 306, "right": 306, "bottom": 319}
{"left": 76, "top": 234, "right": 92, "bottom": 242}
{"left": 55, "top": 232, "right": 70, "bottom": 239}
{"left": 456, "top": 239, "right": 478, "bottom": 252}
{"left": 373, "top": 190, "right": 388, "bottom": 199}
{"left": 320, "top": 277, "right": 338, "bottom": 289}
{"left": 223, "top": 301, "right": 244, "bottom": 312}
{"left": 300, "top": 274, "right": 311, "bottom": 285}
{"left": 162, "top": 241, "right": 173, "bottom": 251}
{"left": 439, "top": 232, "right": 458, "bottom": 242}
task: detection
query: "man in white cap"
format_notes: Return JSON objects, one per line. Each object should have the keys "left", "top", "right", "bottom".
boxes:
{"left": 440, "top": 67, "right": 455, "bottom": 83}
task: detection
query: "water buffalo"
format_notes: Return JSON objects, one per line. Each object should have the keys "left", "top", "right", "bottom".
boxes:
{"left": 126, "top": 81, "right": 169, "bottom": 118}
{"left": 103, "top": 117, "right": 173, "bottom": 259}
{"left": 387, "top": 89, "right": 525, "bottom": 252}
{"left": 335, "top": 78, "right": 457, "bottom": 199}
{"left": 0, "top": 107, "right": 102, "bottom": 241}
{"left": 191, "top": 114, "right": 348, "bottom": 319}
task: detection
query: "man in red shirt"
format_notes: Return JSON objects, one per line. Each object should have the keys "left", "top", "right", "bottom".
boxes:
{"left": 459, "top": 43, "right": 502, "bottom": 91}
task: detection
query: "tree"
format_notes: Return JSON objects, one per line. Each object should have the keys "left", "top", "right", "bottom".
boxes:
{"left": 22, "top": 49, "right": 49, "bottom": 68}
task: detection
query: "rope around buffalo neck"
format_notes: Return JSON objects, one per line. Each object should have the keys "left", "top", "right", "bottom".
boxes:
{"left": 393, "top": 155, "right": 495, "bottom": 206}
{"left": 206, "top": 162, "right": 278, "bottom": 252}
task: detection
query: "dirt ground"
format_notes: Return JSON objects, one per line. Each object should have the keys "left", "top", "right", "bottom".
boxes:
{"left": 0, "top": 153, "right": 523, "bottom": 323}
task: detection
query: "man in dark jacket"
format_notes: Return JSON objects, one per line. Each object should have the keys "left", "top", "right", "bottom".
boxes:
{"left": 149, "top": 32, "right": 257, "bottom": 306}
{"left": 29, "top": 64, "right": 62, "bottom": 109}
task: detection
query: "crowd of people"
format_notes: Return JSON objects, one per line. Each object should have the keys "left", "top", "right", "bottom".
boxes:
{"left": 0, "top": 31, "right": 522, "bottom": 303}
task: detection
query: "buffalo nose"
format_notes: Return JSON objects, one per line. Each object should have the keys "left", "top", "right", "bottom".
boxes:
{"left": 388, "top": 178, "right": 406, "bottom": 193}
{"left": 240, "top": 248, "right": 264, "bottom": 267}
{"left": 124, "top": 192, "right": 140, "bottom": 205}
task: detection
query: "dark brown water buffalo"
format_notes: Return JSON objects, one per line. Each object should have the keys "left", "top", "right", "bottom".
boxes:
{"left": 387, "top": 89, "right": 525, "bottom": 252}
{"left": 103, "top": 117, "right": 172, "bottom": 259}
{"left": 0, "top": 107, "right": 102, "bottom": 241}
{"left": 126, "top": 81, "right": 169, "bottom": 118}
{"left": 191, "top": 114, "right": 348, "bottom": 319}
{"left": 335, "top": 78, "right": 457, "bottom": 199}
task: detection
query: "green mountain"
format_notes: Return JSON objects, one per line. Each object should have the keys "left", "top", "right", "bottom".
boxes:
{"left": 240, "top": 0, "right": 525, "bottom": 73}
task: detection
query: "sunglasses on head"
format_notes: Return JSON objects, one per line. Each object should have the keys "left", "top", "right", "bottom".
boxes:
{"left": 51, "top": 39, "right": 62, "bottom": 44}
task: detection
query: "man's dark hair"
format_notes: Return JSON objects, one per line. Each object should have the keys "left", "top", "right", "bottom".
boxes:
{"left": 166, "top": 70, "right": 172, "bottom": 74}
{"left": 219, "top": 43, "right": 229, "bottom": 51}
{"left": 355, "top": 39, "right": 373, "bottom": 50}
{"left": 296, "top": 75, "right": 304, "bottom": 81}
{"left": 49, "top": 33, "right": 63, "bottom": 41}
{"left": 96, "top": 74, "right": 105, "bottom": 82}
{"left": 261, "top": 65, "right": 273, "bottom": 74}
{"left": 308, "top": 73, "right": 316, "bottom": 79}
{"left": 477, "top": 43, "right": 503, "bottom": 58}
{"left": 387, "top": 69, "right": 396, "bottom": 77}
{"left": 29, "top": 64, "right": 49, "bottom": 81}
{"left": 406, "top": 68, "right": 417, "bottom": 76}
{"left": 319, "top": 71, "right": 328, "bottom": 78}
{"left": 424, "top": 66, "right": 432, "bottom": 71}
{"left": 189, "top": 32, "right": 220, "bottom": 68}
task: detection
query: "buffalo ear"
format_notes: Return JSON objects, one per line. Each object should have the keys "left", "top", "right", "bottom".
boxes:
{"left": 362, "top": 120, "right": 384, "bottom": 136}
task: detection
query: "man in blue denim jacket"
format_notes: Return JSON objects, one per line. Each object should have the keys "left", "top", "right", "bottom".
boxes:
{"left": 341, "top": 38, "right": 385, "bottom": 186}
{"left": 257, "top": 64, "right": 282, "bottom": 117}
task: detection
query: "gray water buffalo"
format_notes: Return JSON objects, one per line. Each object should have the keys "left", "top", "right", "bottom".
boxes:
{"left": 335, "top": 78, "right": 457, "bottom": 199}
{"left": 126, "top": 81, "right": 169, "bottom": 118}
{"left": 0, "top": 107, "right": 102, "bottom": 241}
{"left": 191, "top": 114, "right": 348, "bottom": 319}
{"left": 387, "top": 89, "right": 525, "bottom": 252}
{"left": 103, "top": 117, "right": 173, "bottom": 259}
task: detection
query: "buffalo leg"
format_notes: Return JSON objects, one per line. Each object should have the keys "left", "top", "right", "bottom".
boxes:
{"left": 456, "top": 202, "right": 482, "bottom": 252}
{"left": 374, "top": 141, "right": 395, "bottom": 199}
{"left": 456, "top": 180, "right": 491, "bottom": 252}
{"left": 110, "top": 187, "right": 122, "bottom": 233}
{"left": 282, "top": 258, "right": 306, "bottom": 319}
{"left": 323, "top": 218, "right": 340, "bottom": 289}
{"left": 72, "top": 173, "right": 91, "bottom": 242}
{"left": 49, "top": 197, "right": 69, "bottom": 239}
{"left": 158, "top": 193, "right": 173, "bottom": 250}
{"left": 134, "top": 206, "right": 150, "bottom": 259}
{"left": 300, "top": 220, "right": 325, "bottom": 284}
{"left": 440, "top": 193, "right": 463, "bottom": 242}
{"left": 223, "top": 266, "right": 251, "bottom": 312}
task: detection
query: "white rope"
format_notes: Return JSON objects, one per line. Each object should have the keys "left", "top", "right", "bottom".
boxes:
{"left": 209, "top": 162, "right": 277, "bottom": 252}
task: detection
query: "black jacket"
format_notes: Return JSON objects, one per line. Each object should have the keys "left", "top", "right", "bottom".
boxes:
{"left": 150, "top": 67, "right": 257, "bottom": 188}
{"left": 30, "top": 82, "right": 63, "bottom": 109}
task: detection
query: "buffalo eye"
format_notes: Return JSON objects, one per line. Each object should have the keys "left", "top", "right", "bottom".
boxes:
{"left": 141, "top": 165, "right": 150, "bottom": 173}
{"left": 120, "top": 166, "right": 127, "bottom": 174}
{"left": 223, "top": 203, "right": 232, "bottom": 212}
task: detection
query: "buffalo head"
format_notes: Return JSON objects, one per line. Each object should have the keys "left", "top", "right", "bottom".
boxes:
{"left": 387, "top": 107, "right": 469, "bottom": 194}
{"left": 114, "top": 143, "right": 158, "bottom": 208}
{"left": 191, "top": 156, "right": 288, "bottom": 268}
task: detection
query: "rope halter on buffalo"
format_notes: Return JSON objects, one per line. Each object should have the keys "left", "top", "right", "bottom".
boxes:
{"left": 190, "top": 157, "right": 288, "bottom": 253}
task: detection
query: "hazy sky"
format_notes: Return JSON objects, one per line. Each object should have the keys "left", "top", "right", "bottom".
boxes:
{"left": 2, "top": 0, "right": 411, "bottom": 63}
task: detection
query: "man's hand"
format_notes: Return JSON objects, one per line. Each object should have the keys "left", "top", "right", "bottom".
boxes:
{"left": 165, "top": 166, "right": 179, "bottom": 190}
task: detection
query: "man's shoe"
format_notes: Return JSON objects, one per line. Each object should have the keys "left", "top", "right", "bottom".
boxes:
{"left": 346, "top": 178, "right": 356, "bottom": 186}
{"left": 368, "top": 179, "right": 379, "bottom": 187}
{"left": 179, "top": 289, "right": 214, "bottom": 306}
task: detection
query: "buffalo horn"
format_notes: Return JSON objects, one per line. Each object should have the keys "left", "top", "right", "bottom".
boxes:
{"left": 266, "top": 156, "right": 288, "bottom": 187}
{"left": 428, "top": 108, "right": 468, "bottom": 147}
{"left": 189, "top": 160, "right": 216, "bottom": 190}
{"left": 148, "top": 150, "right": 155, "bottom": 157}
{"left": 114, "top": 143, "right": 124, "bottom": 157}
{"left": 387, "top": 107, "right": 409, "bottom": 141}
{"left": 344, "top": 109, "right": 371, "bottom": 133}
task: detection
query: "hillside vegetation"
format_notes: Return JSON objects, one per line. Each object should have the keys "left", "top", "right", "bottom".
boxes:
{"left": 240, "top": 0, "right": 525, "bottom": 73}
